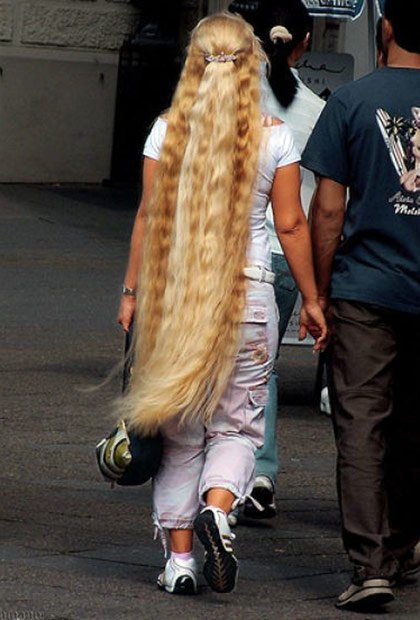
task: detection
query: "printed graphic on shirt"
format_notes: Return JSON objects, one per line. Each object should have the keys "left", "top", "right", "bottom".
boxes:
{"left": 377, "top": 107, "right": 420, "bottom": 195}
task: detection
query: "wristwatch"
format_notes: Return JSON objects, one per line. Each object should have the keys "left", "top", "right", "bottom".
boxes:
{"left": 122, "top": 284, "right": 136, "bottom": 297}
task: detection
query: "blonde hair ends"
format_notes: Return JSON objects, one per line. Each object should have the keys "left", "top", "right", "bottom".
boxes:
{"left": 119, "top": 13, "right": 266, "bottom": 435}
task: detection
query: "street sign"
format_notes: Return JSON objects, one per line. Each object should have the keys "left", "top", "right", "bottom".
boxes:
{"left": 303, "top": 0, "right": 384, "bottom": 20}
{"left": 303, "top": 0, "right": 365, "bottom": 20}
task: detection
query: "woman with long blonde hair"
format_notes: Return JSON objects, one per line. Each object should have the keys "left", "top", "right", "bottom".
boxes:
{"left": 118, "top": 12, "right": 326, "bottom": 595}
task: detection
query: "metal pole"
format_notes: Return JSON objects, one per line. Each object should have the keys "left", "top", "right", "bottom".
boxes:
{"left": 367, "top": 0, "right": 377, "bottom": 72}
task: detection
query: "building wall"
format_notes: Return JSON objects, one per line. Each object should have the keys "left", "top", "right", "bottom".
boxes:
{"left": 341, "top": 2, "right": 380, "bottom": 78}
{"left": 313, "top": 3, "right": 381, "bottom": 80}
{"left": 0, "top": 0, "right": 141, "bottom": 182}
{"left": 0, "top": 1, "right": 378, "bottom": 183}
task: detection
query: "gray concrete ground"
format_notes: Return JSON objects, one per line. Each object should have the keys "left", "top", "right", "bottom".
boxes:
{"left": 1, "top": 184, "right": 419, "bottom": 620}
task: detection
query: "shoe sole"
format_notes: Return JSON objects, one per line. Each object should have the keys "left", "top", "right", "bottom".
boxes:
{"left": 194, "top": 511, "right": 238, "bottom": 593}
{"left": 336, "top": 587, "right": 394, "bottom": 609}
{"left": 243, "top": 486, "right": 276, "bottom": 520}
{"left": 158, "top": 575, "right": 197, "bottom": 595}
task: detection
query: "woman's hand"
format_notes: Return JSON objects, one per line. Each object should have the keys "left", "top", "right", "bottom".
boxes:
{"left": 299, "top": 299, "right": 328, "bottom": 352}
{"left": 118, "top": 295, "right": 136, "bottom": 332}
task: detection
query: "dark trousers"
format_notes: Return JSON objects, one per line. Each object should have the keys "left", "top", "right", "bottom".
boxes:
{"left": 329, "top": 300, "right": 420, "bottom": 579}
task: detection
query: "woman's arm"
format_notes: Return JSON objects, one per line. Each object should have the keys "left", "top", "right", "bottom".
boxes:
{"left": 117, "top": 156, "right": 159, "bottom": 332}
{"left": 270, "top": 162, "right": 327, "bottom": 349}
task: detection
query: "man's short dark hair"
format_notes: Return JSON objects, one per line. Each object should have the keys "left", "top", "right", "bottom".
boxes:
{"left": 384, "top": 0, "right": 420, "bottom": 53}
{"left": 375, "top": 18, "right": 384, "bottom": 55}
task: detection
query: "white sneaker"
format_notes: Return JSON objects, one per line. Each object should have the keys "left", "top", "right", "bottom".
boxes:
{"left": 320, "top": 386, "right": 332, "bottom": 416}
{"left": 194, "top": 506, "right": 238, "bottom": 593}
{"left": 336, "top": 578, "right": 394, "bottom": 610}
{"left": 227, "top": 507, "right": 240, "bottom": 527}
{"left": 157, "top": 557, "right": 198, "bottom": 594}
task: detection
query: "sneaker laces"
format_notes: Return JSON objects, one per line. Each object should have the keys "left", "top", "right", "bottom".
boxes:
{"left": 244, "top": 493, "right": 265, "bottom": 513}
{"left": 153, "top": 515, "right": 169, "bottom": 558}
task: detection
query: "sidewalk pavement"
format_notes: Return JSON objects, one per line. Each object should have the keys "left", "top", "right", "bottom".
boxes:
{"left": 1, "top": 184, "right": 419, "bottom": 620}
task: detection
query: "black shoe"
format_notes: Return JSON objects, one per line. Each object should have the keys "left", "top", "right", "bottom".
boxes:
{"left": 194, "top": 506, "right": 238, "bottom": 593}
{"left": 394, "top": 542, "right": 420, "bottom": 583}
{"left": 243, "top": 475, "right": 276, "bottom": 519}
{"left": 336, "top": 578, "right": 394, "bottom": 610}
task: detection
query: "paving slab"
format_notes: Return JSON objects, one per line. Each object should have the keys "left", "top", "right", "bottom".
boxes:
{"left": 1, "top": 184, "right": 419, "bottom": 620}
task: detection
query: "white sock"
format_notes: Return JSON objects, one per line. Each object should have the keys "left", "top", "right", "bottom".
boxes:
{"left": 171, "top": 550, "right": 193, "bottom": 562}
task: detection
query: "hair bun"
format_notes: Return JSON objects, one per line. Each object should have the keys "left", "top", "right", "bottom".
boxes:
{"left": 269, "top": 25, "right": 293, "bottom": 44}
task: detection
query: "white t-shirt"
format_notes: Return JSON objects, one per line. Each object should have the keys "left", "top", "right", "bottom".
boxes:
{"left": 261, "top": 68, "right": 326, "bottom": 255}
{"left": 143, "top": 116, "right": 300, "bottom": 269}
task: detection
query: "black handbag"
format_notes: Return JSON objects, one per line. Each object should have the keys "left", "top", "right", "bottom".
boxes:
{"left": 95, "top": 329, "right": 163, "bottom": 486}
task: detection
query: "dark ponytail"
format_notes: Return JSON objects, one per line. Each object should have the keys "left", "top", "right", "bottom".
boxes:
{"left": 259, "top": 0, "right": 313, "bottom": 108}
{"left": 268, "top": 36, "right": 298, "bottom": 108}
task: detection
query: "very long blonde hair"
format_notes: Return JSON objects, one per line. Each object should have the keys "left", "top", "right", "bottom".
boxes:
{"left": 122, "top": 13, "right": 265, "bottom": 434}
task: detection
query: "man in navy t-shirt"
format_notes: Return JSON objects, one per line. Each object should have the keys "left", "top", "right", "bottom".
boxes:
{"left": 302, "top": 0, "right": 420, "bottom": 612}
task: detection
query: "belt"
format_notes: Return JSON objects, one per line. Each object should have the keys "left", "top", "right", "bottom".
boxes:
{"left": 243, "top": 266, "right": 275, "bottom": 284}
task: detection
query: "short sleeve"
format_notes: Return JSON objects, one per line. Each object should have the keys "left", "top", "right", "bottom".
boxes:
{"left": 143, "top": 117, "right": 167, "bottom": 160}
{"left": 272, "top": 124, "right": 301, "bottom": 169}
{"left": 301, "top": 93, "right": 349, "bottom": 185}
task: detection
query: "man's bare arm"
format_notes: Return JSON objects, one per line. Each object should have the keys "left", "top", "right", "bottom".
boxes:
{"left": 311, "top": 177, "right": 346, "bottom": 304}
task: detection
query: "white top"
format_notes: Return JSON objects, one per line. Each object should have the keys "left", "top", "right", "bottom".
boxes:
{"left": 143, "top": 116, "right": 300, "bottom": 269}
{"left": 261, "top": 67, "right": 326, "bottom": 254}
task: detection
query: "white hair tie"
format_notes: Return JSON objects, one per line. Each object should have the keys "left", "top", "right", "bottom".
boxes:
{"left": 270, "top": 25, "right": 293, "bottom": 44}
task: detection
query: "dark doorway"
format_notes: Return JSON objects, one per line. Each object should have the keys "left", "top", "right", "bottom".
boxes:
{"left": 110, "top": 1, "right": 183, "bottom": 184}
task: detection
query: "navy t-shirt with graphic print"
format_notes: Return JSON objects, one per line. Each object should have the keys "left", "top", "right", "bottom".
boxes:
{"left": 302, "top": 67, "right": 420, "bottom": 315}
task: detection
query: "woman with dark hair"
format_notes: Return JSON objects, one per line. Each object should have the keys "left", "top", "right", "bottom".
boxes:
{"left": 260, "top": 0, "right": 314, "bottom": 108}
{"left": 228, "top": 0, "right": 326, "bottom": 524}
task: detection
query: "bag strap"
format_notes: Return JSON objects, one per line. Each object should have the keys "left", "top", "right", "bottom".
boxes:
{"left": 122, "top": 326, "right": 133, "bottom": 393}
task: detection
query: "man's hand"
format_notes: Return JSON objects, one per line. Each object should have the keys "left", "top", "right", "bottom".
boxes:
{"left": 319, "top": 293, "right": 334, "bottom": 329}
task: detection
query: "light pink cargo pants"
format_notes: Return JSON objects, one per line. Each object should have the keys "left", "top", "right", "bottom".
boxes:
{"left": 152, "top": 280, "right": 279, "bottom": 531}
